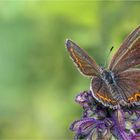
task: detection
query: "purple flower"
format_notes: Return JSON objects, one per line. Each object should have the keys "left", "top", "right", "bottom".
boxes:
{"left": 75, "top": 91, "right": 97, "bottom": 110}
{"left": 70, "top": 91, "right": 140, "bottom": 140}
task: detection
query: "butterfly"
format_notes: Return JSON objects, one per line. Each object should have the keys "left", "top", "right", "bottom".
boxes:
{"left": 65, "top": 26, "right": 140, "bottom": 108}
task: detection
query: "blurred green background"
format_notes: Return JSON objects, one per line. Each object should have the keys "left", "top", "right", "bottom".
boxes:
{"left": 0, "top": 1, "right": 140, "bottom": 139}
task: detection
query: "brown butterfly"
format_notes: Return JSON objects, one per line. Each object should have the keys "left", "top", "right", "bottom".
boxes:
{"left": 65, "top": 26, "right": 140, "bottom": 108}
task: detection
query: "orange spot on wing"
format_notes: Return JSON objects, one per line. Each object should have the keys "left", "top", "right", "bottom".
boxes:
{"left": 128, "top": 93, "right": 140, "bottom": 101}
{"left": 70, "top": 47, "right": 83, "bottom": 69}
{"left": 96, "top": 93, "right": 116, "bottom": 103}
{"left": 128, "top": 96, "right": 134, "bottom": 101}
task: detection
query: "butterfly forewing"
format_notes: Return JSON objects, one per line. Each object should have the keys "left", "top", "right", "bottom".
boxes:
{"left": 65, "top": 39, "right": 101, "bottom": 77}
{"left": 109, "top": 26, "right": 140, "bottom": 72}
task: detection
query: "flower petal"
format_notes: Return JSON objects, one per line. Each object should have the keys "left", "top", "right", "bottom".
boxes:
{"left": 102, "top": 128, "right": 112, "bottom": 140}
{"left": 75, "top": 91, "right": 96, "bottom": 109}
{"left": 132, "top": 118, "right": 140, "bottom": 130}
{"left": 70, "top": 118, "right": 97, "bottom": 135}
{"left": 111, "top": 127, "right": 130, "bottom": 140}
{"left": 87, "top": 128, "right": 98, "bottom": 140}
{"left": 132, "top": 134, "right": 140, "bottom": 140}
{"left": 112, "top": 108, "right": 131, "bottom": 139}
{"left": 130, "top": 130, "right": 140, "bottom": 140}
{"left": 83, "top": 109, "right": 95, "bottom": 118}
{"left": 113, "top": 108, "right": 125, "bottom": 130}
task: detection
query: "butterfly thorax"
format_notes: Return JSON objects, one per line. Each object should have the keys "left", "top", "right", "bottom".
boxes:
{"left": 102, "top": 70, "right": 115, "bottom": 85}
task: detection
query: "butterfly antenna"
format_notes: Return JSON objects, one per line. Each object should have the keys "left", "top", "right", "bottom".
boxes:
{"left": 104, "top": 46, "right": 114, "bottom": 67}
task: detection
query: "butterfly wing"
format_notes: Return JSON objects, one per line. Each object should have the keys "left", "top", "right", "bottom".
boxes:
{"left": 65, "top": 39, "right": 101, "bottom": 77}
{"left": 116, "top": 68, "right": 140, "bottom": 104}
{"left": 109, "top": 26, "right": 140, "bottom": 73}
{"left": 91, "top": 76, "right": 118, "bottom": 107}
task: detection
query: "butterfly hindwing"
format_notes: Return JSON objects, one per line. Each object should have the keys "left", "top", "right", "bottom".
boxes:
{"left": 116, "top": 68, "right": 140, "bottom": 104}
{"left": 91, "top": 76, "right": 117, "bottom": 107}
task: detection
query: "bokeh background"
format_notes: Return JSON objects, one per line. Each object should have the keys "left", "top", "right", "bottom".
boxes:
{"left": 0, "top": 1, "right": 140, "bottom": 139}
